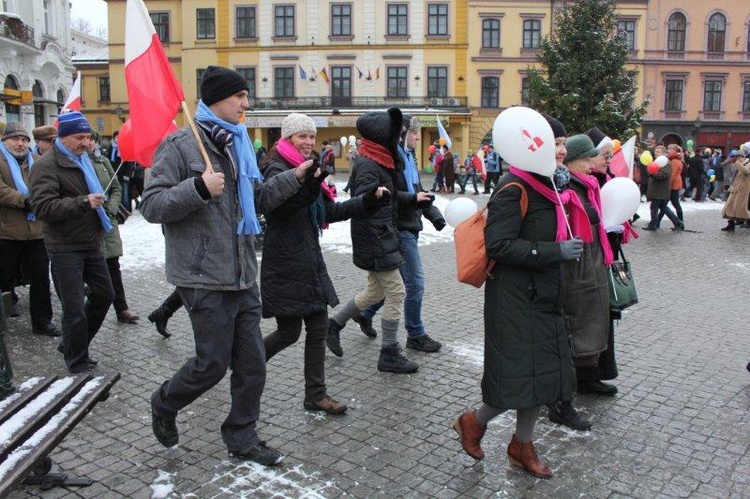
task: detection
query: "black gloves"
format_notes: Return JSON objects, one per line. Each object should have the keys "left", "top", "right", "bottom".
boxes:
{"left": 432, "top": 218, "right": 446, "bottom": 231}
{"left": 304, "top": 168, "right": 330, "bottom": 195}
{"left": 363, "top": 186, "right": 391, "bottom": 213}
{"left": 416, "top": 193, "right": 435, "bottom": 209}
{"left": 559, "top": 238, "right": 584, "bottom": 261}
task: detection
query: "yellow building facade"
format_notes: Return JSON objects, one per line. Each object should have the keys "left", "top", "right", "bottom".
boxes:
{"left": 94, "top": 0, "right": 750, "bottom": 165}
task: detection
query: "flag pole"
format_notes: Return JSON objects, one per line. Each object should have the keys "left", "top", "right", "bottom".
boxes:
{"left": 180, "top": 101, "right": 214, "bottom": 174}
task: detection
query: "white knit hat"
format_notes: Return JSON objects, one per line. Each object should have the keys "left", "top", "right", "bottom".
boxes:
{"left": 281, "top": 113, "right": 316, "bottom": 139}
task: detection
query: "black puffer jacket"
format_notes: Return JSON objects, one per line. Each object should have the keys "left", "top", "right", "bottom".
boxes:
{"left": 394, "top": 146, "right": 444, "bottom": 233}
{"left": 482, "top": 173, "right": 575, "bottom": 410}
{"left": 260, "top": 148, "right": 366, "bottom": 318}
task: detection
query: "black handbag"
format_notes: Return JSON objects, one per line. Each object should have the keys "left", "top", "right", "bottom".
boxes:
{"left": 115, "top": 204, "right": 131, "bottom": 225}
{"left": 608, "top": 246, "right": 638, "bottom": 311}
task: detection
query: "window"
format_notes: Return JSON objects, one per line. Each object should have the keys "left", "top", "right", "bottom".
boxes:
{"left": 274, "top": 67, "right": 295, "bottom": 98}
{"left": 196, "top": 68, "right": 206, "bottom": 99}
{"left": 99, "top": 77, "right": 110, "bottom": 102}
{"left": 521, "top": 77, "right": 530, "bottom": 106}
{"left": 331, "top": 66, "right": 352, "bottom": 107}
{"left": 387, "top": 4, "right": 408, "bottom": 36}
{"left": 387, "top": 66, "right": 408, "bottom": 98}
{"left": 236, "top": 6, "right": 256, "bottom": 39}
{"left": 667, "top": 12, "right": 686, "bottom": 52}
{"left": 481, "top": 77, "right": 499, "bottom": 108}
{"left": 482, "top": 19, "right": 500, "bottom": 49}
{"left": 743, "top": 81, "right": 750, "bottom": 114}
{"left": 196, "top": 8, "right": 215, "bottom": 40}
{"left": 4, "top": 75, "right": 20, "bottom": 122}
{"left": 522, "top": 19, "right": 541, "bottom": 49}
{"left": 427, "top": 4, "right": 448, "bottom": 36}
{"left": 618, "top": 19, "right": 636, "bottom": 50}
{"left": 664, "top": 79, "right": 683, "bottom": 111}
{"left": 703, "top": 80, "right": 722, "bottom": 111}
{"left": 43, "top": 0, "right": 50, "bottom": 35}
{"left": 33, "top": 80, "right": 45, "bottom": 127}
{"left": 331, "top": 4, "right": 351, "bottom": 37}
{"left": 274, "top": 5, "right": 295, "bottom": 37}
{"left": 150, "top": 12, "right": 169, "bottom": 43}
{"left": 707, "top": 13, "right": 726, "bottom": 53}
{"left": 236, "top": 67, "right": 256, "bottom": 98}
{"left": 427, "top": 66, "right": 448, "bottom": 98}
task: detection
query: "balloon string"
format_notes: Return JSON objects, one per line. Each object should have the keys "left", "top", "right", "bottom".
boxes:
{"left": 552, "top": 180, "right": 574, "bottom": 239}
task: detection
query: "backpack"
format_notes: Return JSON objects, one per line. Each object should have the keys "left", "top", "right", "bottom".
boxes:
{"left": 454, "top": 182, "right": 528, "bottom": 288}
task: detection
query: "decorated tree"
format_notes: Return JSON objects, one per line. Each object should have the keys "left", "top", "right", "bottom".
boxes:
{"left": 526, "top": 0, "right": 649, "bottom": 137}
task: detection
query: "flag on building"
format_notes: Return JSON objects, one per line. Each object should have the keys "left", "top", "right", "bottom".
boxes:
{"left": 299, "top": 65, "right": 308, "bottom": 80}
{"left": 355, "top": 66, "right": 365, "bottom": 79}
{"left": 366, "top": 69, "right": 372, "bottom": 80}
{"left": 374, "top": 66, "right": 381, "bottom": 80}
{"left": 319, "top": 67, "right": 330, "bottom": 84}
{"left": 436, "top": 115, "right": 452, "bottom": 149}
{"left": 62, "top": 72, "right": 82, "bottom": 112}
{"left": 124, "top": 0, "right": 184, "bottom": 167}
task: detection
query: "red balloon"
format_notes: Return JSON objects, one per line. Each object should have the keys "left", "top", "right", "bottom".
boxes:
{"left": 118, "top": 119, "right": 136, "bottom": 161}
{"left": 647, "top": 162, "right": 660, "bottom": 174}
{"left": 428, "top": 144, "right": 436, "bottom": 155}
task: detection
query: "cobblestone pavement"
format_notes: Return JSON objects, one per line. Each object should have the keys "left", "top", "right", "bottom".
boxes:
{"left": 4, "top": 196, "right": 749, "bottom": 498}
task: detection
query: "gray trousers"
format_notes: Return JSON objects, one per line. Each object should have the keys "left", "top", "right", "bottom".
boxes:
{"left": 152, "top": 285, "right": 266, "bottom": 453}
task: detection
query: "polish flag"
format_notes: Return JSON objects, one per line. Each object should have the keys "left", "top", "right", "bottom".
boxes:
{"left": 62, "top": 72, "right": 82, "bottom": 112}
{"left": 124, "top": 0, "right": 184, "bottom": 167}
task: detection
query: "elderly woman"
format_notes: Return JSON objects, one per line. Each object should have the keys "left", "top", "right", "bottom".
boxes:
{"left": 453, "top": 115, "right": 583, "bottom": 479}
{"left": 720, "top": 150, "right": 750, "bottom": 231}
{"left": 546, "top": 134, "right": 613, "bottom": 431}
{"left": 260, "top": 113, "right": 384, "bottom": 415}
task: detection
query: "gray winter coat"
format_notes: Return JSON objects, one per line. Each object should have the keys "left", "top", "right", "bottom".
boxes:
{"left": 140, "top": 125, "right": 303, "bottom": 290}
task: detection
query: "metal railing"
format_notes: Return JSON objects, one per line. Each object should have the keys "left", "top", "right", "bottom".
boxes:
{"left": 0, "top": 14, "right": 35, "bottom": 48}
{"left": 249, "top": 95, "right": 467, "bottom": 110}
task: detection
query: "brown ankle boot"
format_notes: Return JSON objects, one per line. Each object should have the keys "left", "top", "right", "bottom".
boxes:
{"left": 507, "top": 434, "right": 552, "bottom": 479}
{"left": 453, "top": 410, "right": 486, "bottom": 460}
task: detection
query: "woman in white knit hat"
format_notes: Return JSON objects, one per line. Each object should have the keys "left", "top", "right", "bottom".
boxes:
{"left": 260, "top": 113, "right": 388, "bottom": 415}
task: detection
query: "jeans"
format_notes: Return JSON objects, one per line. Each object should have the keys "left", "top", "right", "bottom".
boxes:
{"left": 658, "top": 189, "right": 683, "bottom": 224}
{"left": 119, "top": 179, "right": 131, "bottom": 211}
{"left": 431, "top": 172, "right": 445, "bottom": 192}
{"left": 264, "top": 310, "right": 328, "bottom": 402}
{"left": 460, "top": 173, "right": 479, "bottom": 193}
{"left": 649, "top": 200, "right": 681, "bottom": 228}
{"left": 0, "top": 239, "right": 53, "bottom": 329}
{"left": 49, "top": 249, "right": 114, "bottom": 373}
{"left": 152, "top": 286, "right": 266, "bottom": 453}
{"left": 362, "top": 230, "right": 427, "bottom": 338}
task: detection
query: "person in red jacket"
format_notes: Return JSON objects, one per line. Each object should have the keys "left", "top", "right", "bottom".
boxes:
{"left": 658, "top": 144, "right": 684, "bottom": 225}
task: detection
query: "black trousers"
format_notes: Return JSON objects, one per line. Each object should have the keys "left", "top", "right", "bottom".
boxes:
{"left": 49, "top": 249, "right": 114, "bottom": 373}
{"left": 484, "top": 172, "right": 501, "bottom": 193}
{"left": 264, "top": 310, "right": 328, "bottom": 402}
{"left": 152, "top": 286, "right": 266, "bottom": 453}
{"left": 0, "top": 239, "right": 53, "bottom": 329}
{"left": 106, "top": 257, "right": 129, "bottom": 314}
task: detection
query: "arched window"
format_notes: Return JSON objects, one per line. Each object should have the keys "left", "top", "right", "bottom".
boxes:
{"left": 33, "top": 80, "right": 45, "bottom": 126}
{"left": 56, "top": 88, "right": 66, "bottom": 113}
{"left": 707, "top": 12, "right": 726, "bottom": 53}
{"left": 3, "top": 75, "right": 21, "bottom": 123}
{"left": 667, "top": 12, "right": 686, "bottom": 52}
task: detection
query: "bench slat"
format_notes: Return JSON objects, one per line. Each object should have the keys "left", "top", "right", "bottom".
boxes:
{"left": 0, "top": 372, "right": 120, "bottom": 496}
{"left": 0, "top": 377, "right": 57, "bottom": 426}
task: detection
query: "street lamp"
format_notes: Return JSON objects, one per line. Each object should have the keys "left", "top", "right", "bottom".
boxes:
{"left": 114, "top": 105, "right": 125, "bottom": 122}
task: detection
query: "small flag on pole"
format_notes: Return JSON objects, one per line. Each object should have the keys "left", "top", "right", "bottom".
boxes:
{"left": 62, "top": 72, "right": 82, "bottom": 112}
{"left": 319, "top": 67, "right": 330, "bottom": 84}
{"left": 436, "top": 114, "right": 452, "bottom": 149}
{"left": 298, "top": 65, "right": 308, "bottom": 80}
{"left": 374, "top": 66, "right": 381, "bottom": 80}
{"left": 356, "top": 66, "right": 364, "bottom": 79}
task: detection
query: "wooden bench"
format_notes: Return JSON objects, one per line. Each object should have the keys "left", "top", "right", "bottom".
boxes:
{"left": 0, "top": 372, "right": 120, "bottom": 495}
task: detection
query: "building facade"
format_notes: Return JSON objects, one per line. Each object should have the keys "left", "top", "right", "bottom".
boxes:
{"left": 0, "top": 0, "right": 74, "bottom": 130}
{"left": 100, "top": 0, "right": 750, "bottom": 165}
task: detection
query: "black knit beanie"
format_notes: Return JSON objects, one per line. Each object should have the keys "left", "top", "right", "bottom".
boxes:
{"left": 200, "top": 66, "right": 250, "bottom": 106}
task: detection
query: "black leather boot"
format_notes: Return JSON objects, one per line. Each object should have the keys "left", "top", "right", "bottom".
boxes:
{"left": 148, "top": 306, "right": 173, "bottom": 338}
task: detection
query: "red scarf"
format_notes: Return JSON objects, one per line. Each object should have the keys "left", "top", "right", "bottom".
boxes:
{"left": 276, "top": 138, "right": 335, "bottom": 203}
{"left": 509, "top": 166, "right": 593, "bottom": 243}
{"left": 570, "top": 171, "right": 614, "bottom": 265}
{"left": 358, "top": 139, "right": 395, "bottom": 169}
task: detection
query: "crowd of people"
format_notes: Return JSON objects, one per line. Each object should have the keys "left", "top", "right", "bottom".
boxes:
{"left": 2, "top": 64, "right": 749, "bottom": 477}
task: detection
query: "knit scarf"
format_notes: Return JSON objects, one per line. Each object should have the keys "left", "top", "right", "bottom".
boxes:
{"left": 195, "top": 101, "right": 263, "bottom": 235}
{"left": 399, "top": 145, "right": 419, "bottom": 194}
{"left": 508, "top": 166, "right": 593, "bottom": 243}
{"left": 570, "top": 171, "right": 614, "bottom": 265}
{"left": 358, "top": 139, "right": 394, "bottom": 169}
{"left": 109, "top": 140, "right": 118, "bottom": 163}
{"left": 54, "top": 139, "right": 112, "bottom": 233}
{"left": 0, "top": 142, "right": 35, "bottom": 221}
{"left": 276, "top": 138, "right": 335, "bottom": 232}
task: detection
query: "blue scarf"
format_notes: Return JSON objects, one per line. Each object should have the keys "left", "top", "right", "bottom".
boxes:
{"left": 195, "top": 101, "right": 263, "bottom": 235}
{"left": 109, "top": 141, "right": 119, "bottom": 163}
{"left": 54, "top": 139, "right": 112, "bottom": 233}
{"left": 399, "top": 145, "right": 419, "bottom": 194}
{"left": 0, "top": 142, "right": 35, "bottom": 221}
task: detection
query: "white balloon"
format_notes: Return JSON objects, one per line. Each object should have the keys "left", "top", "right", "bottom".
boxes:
{"left": 340, "top": 136, "right": 348, "bottom": 146}
{"left": 600, "top": 177, "right": 641, "bottom": 228}
{"left": 444, "top": 197, "right": 479, "bottom": 228}
{"left": 492, "top": 107, "right": 556, "bottom": 177}
{"left": 655, "top": 155, "right": 669, "bottom": 167}
{"left": 349, "top": 135, "right": 357, "bottom": 146}
{"left": 740, "top": 142, "right": 750, "bottom": 154}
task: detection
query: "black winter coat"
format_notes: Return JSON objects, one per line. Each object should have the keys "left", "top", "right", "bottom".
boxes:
{"left": 260, "top": 149, "right": 366, "bottom": 318}
{"left": 350, "top": 154, "right": 416, "bottom": 271}
{"left": 482, "top": 173, "right": 575, "bottom": 410}
{"left": 394, "top": 147, "right": 445, "bottom": 233}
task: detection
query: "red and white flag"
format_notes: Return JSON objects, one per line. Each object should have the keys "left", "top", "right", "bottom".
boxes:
{"left": 124, "top": 0, "right": 184, "bottom": 167}
{"left": 62, "top": 71, "right": 82, "bottom": 112}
